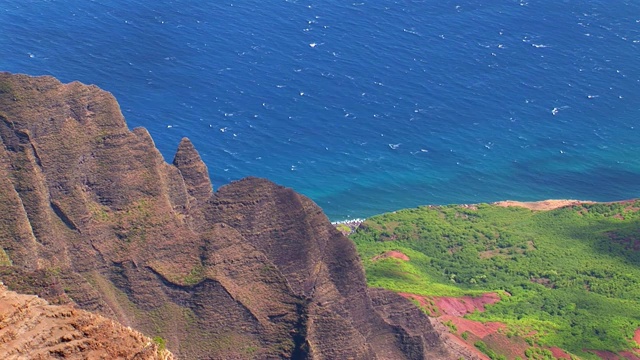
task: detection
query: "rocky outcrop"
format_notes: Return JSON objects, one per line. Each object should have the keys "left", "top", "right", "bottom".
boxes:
{"left": 0, "top": 283, "right": 173, "bottom": 360}
{"left": 0, "top": 73, "right": 455, "bottom": 359}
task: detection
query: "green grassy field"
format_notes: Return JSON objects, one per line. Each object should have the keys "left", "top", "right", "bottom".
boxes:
{"left": 350, "top": 201, "right": 640, "bottom": 358}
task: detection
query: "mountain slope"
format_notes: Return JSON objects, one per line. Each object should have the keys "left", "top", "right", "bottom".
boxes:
{"left": 0, "top": 282, "right": 173, "bottom": 360}
{"left": 0, "top": 72, "right": 459, "bottom": 359}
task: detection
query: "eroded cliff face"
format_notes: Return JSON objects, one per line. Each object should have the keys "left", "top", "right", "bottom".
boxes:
{"left": 0, "top": 283, "right": 173, "bottom": 360}
{"left": 0, "top": 73, "right": 455, "bottom": 359}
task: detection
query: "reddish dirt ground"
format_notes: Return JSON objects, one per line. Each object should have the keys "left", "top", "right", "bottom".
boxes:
{"left": 550, "top": 347, "right": 573, "bottom": 359}
{"left": 441, "top": 315, "right": 505, "bottom": 338}
{"left": 591, "top": 350, "right": 623, "bottom": 360}
{"left": 398, "top": 293, "right": 439, "bottom": 316}
{"left": 446, "top": 330, "right": 491, "bottom": 360}
{"left": 407, "top": 290, "right": 640, "bottom": 360}
{"left": 619, "top": 351, "right": 640, "bottom": 360}
{"left": 422, "top": 292, "right": 576, "bottom": 360}
{"left": 434, "top": 293, "right": 501, "bottom": 316}
{"left": 484, "top": 333, "right": 530, "bottom": 359}
{"left": 372, "top": 250, "right": 410, "bottom": 261}
{"left": 399, "top": 293, "right": 428, "bottom": 306}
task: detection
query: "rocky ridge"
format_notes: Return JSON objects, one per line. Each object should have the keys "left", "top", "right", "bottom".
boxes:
{"left": 0, "top": 73, "right": 460, "bottom": 359}
{"left": 0, "top": 282, "right": 173, "bottom": 359}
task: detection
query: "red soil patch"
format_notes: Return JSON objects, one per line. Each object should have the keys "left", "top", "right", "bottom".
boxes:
{"left": 445, "top": 331, "right": 491, "bottom": 360}
{"left": 590, "top": 350, "right": 621, "bottom": 360}
{"left": 619, "top": 351, "right": 640, "bottom": 360}
{"left": 372, "top": 250, "right": 409, "bottom": 262}
{"left": 417, "top": 292, "right": 570, "bottom": 360}
{"left": 550, "top": 347, "right": 572, "bottom": 359}
{"left": 483, "top": 332, "right": 530, "bottom": 359}
{"left": 442, "top": 315, "right": 506, "bottom": 338}
{"left": 635, "top": 328, "right": 640, "bottom": 345}
{"left": 434, "top": 293, "right": 501, "bottom": 316}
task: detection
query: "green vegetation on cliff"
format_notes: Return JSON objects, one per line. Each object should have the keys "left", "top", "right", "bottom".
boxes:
{"left": 351, "top": 201, "right": 640, "bottom": 357}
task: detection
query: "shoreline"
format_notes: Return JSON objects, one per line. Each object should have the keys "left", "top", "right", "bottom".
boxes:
{"left": 330, "top": 198, "right": 639, "bottom": 225}
{"left": 331, "top": 218, "right": 366, "bottom": 235}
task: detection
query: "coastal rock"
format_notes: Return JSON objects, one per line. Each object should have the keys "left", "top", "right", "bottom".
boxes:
{"left": 0, "top": 72, "right": 456, "bottom": 359}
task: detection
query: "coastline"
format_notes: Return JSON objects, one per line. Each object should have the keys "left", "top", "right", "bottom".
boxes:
{"left": 330, "top": 198, "right": 640, "bottom": 231}
{"left": 331, "top": 218, "right": 366, "bottom": 235}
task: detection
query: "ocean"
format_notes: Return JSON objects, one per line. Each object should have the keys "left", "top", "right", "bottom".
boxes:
{"left": 1, "top": 0, "right": 639, "bottom": 220}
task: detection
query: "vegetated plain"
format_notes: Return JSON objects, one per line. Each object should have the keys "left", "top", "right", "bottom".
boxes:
{"left": 350, "top": 200, "right": 640, "bottom": 358}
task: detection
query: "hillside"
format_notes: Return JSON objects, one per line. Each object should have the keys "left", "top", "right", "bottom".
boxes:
{"left": 351, "top": 201, "right": 640, "bottom": 359}
{"left": 0, "top": 72, "right": 471, "bottom": 359}
{"left": 0, "top": 282, "right": 174, "bottom": 359}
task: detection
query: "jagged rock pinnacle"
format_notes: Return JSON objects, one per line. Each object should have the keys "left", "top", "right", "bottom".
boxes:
{"left": 172, "top": 137, "right": 213, "bottom": 202}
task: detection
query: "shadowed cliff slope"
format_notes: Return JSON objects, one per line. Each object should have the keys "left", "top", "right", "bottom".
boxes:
{"left": 0, "top": 72, "right": 457, "bottom": 359}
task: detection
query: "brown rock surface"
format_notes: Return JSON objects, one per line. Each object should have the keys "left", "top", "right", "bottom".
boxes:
{"left": 0, "top": 73, "right": 456, "bottom": 359}
{"left": 0, "top": 283, "right": 173, "bottom": 359}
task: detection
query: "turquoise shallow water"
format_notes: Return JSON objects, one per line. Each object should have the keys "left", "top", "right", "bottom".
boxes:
{"left": 1, "top": 0, "right": 639, "bottom": 220}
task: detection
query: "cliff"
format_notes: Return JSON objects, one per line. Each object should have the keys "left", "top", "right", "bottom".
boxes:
{"left": 0, "top": 283, "right": 173, "bottom": 359}
{"left": 0, "top": 73, "right": 458, "bottom": 359}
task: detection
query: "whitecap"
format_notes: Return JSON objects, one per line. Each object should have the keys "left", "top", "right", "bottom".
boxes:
{"left": 309, "top": 43, "right": 317, "bottom": 48}
{"left": 551, "top": 108, "right": 559, "bottom": 115}
{"left": 532, "top": 44, "right": 547, "bottom": 48}
{"left": 388, "top": 143, "right": 401, "bottom": 150}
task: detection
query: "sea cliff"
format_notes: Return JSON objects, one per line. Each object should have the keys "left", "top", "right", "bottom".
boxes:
{"left": 0, "top": 73, "right": 468, "bottom": 359}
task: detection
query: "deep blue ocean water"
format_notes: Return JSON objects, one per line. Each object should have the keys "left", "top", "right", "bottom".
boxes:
{"left": 1, "top": 0, "right": 639, "bottom": 220}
